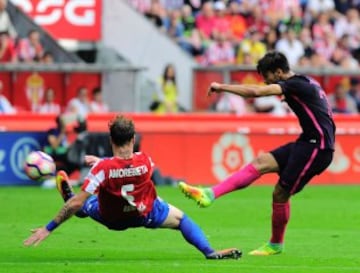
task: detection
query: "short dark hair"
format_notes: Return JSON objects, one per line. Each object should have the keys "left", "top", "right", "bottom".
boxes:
{"left": 92, "top": 87, "right": 101, "bottom": 96}
{"left": 108, "top": 115, "right": 135, "bottom": 146}
{"left": 257, "top": 51, "right": 290, "bottom": 76}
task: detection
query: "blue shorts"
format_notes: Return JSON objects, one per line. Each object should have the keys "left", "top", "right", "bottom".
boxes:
{"left": 271, "top": 141, "right": 333, "bottom": 194}
{"left": 80, "top": 196, "right": 170, "bottom": 231}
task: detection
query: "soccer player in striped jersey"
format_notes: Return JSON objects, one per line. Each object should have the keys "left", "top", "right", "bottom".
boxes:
{"left": 24, "top": 115, "right": 241, "bottom": 260}
{"left": 179, "top": 51, "right": 335, "bottom": 256}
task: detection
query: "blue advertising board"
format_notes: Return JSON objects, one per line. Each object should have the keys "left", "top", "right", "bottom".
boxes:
{"left": 0, "top": 132, "right": 47, "bottom": 185}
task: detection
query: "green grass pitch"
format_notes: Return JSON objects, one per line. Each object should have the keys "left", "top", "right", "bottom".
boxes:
{"left": 1, "top": 185, "right": 360, "bottom": 273}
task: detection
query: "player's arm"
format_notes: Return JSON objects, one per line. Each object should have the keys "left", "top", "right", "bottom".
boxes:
{"left": 207, "top": 82, "right": 282, "bottom": 97}
{"left": 23, "top": 191, "right": 90, "bottom": 247}
{"left": 84, "top": 155, "right": 101, "bottom": 166}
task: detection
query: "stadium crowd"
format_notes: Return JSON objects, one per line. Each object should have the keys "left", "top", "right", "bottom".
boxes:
{"left": 128, "top": 0, "right": 360, "bottom": 69}
{"left": 128, "top": 0, "right": 360, "bottom": 115}
{"left": 1, "top": 0, "right": 360, "bottom": 115}
{"left": 0, "top": 0, "right": 53, "bottom": 63}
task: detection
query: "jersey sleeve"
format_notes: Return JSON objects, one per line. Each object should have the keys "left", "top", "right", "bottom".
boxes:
{"left": 278, "top": 77, "right": 311, "bottom": 98}
{"left": 81, "top": 160, "right": 106, "bottom": 194}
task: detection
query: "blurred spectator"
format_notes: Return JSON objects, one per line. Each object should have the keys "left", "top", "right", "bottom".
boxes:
{"left": 334, "top": 0, "right": 353, "bottom": 13}
{"left": 90, "top": 87, "right": 109, "bottom": 113}
{"left": 0, "top": 31, "right": 17, "bottom": 62}
{"left": 306, "top": 0, "right": 335, "bottom": 17}
{"left": 195, "top": 1, "right": 216, "bottom": 41}
{"left": 260, "top": 0, "right": 301, "bottom": 28}
{"left": 328, "top": 81, "right": 358, "bottom": 113}
{"left": 144, "top": 0, "right": 165, "bottom": 30}
{"left": 253, "top": 96, "right": 288, "bottom": 116}
{"left": 184, "top": 0, "right": 207, "bottom": 14}
{"left": 313, "top": 30, "right": 337, "bottom": 61}
{"left": 297, "top": 55, "right": 312, "bottom": 67}
{"left": 66, "top": 87, "right": 91, "bottom": 118}
{"left": 0, "top": 0, "right": 16, "bottom": 38}
{"left": 236, "top": 28, "right": 266, "bottom": 65}
{"left": 180, "top": 28, "right": 205, "bottom": 57}
{"left": 298, "top": 27, "right": 315, "bottom": 57}
{"left": 214, "top": 92, "right": 250, "bottom": 115}
{"left": 275, "top": 28, "right": 304, "bottom": 66}
{"left": 17, "top": 30, "right": 44, "bottom": 62}
{"left": 277, "top": 5, "right": 303, "bottom": 35}
{"left": 205, "top": 31, "right": 235, "bottom": 66}
{"left": 245, "top": 5, "right": 269, "bottom": 40}
{"left": 162, "top": 0, "right": 184, "bottom": 10}
{"left": 310, "top": 52, "right": 331, "bottom": 67}
{"left": 181, "top": 4, "right": 196, "bottom": 37}
{"left": 212, "top": 1, "right": 231, "bottom": 40}
{"left": 263, "top": 28, "right": 278, "bottom": 51}
{"left": 38, "top": 88, "right": 61, "bottom": 114}
{"left": 331, "top": 34, "right": 359, "bottom": 67}
{"left": 164, "top": 9, "right": 185, "bottom": 43}
{"left": 40, "top": 51, "right": 54, "bottom": 64}
{"left": 312, "top": 12, "right": 333, "bottom": 42}
{"left": 226, "top": 0, "right": 247, "bottom": 45}
{"left": 334, "top": 8, "right": 360, "bottom": 50}
{"left": 42, "top": 115, "right": 80, "bottom": 187}
{"left": 0, "top": 80, "right": 15, "bottom": 114}
{"left": 348, "top": 77, "right": 360, "bottom": 112}
{"left": 150, "top": 63, "right": 180, "bottom": 113}
{"left": 180, "top": 5, "right": 205, "bottom": 57}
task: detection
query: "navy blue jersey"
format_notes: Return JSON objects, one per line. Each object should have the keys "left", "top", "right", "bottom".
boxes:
{"left": 278, "top": 75, "right": 336, "bottom": 150}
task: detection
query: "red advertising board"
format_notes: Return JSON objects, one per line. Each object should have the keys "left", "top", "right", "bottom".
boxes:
{"left": 11, "top": 0, "right": 102, "bottom": 41}
{"left": 1, "top": 114, "right": 359, "bottom": 185}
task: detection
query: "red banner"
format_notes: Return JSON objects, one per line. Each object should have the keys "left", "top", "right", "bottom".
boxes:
{"left": 1, "top": 114, "right": 358, "bottom": 185}
{"left": 4, "top": 71, "right": 101, "bottom": 111}
{"left": 11, "top": 0, "right": 102, "bottom": 41}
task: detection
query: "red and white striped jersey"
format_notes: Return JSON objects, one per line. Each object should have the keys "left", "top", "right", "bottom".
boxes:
{"left": 82, "top": 152, "right": 157, "bottom": 222}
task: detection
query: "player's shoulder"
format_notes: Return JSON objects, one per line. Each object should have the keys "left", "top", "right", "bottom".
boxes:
{"left": 134, "top": 151, "right": 150, "bottom": 161}
{"left": 134, "top": 151, "right": 154, "bottom": 165}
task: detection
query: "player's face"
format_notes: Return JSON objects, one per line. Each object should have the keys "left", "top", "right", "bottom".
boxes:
{"left": 263, "top": 69, "right": 282, "bottom": 84}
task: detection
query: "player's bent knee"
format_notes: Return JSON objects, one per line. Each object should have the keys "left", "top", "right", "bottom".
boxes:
{"left": 252, "top": 153, "right": 279, "bottom": 174}
{"left": 160, "top": 204, "right": 184, "bottom": 229}
{"left": 273, "top": 184, "right": 290, "bottom": 203}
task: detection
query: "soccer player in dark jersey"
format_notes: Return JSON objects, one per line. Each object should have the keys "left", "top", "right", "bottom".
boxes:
{"left": 23, "top": 115, "right": 241, "bottom": 260}
{"left": 179, "top": 51, "right": 335, "bottom": 256}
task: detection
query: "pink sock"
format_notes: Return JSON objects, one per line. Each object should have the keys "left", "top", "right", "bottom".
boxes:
{"left": 270, "top": 202, "right": 290, "bottom": 244}
{"left": 212, "top": 164, "right": 261, "bottom": 198}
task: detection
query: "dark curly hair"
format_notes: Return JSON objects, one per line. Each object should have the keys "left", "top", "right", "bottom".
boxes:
{"left": 257, "top": 51, "right": 290, "bottom": 76}
{"left": 108, "top": 115, "right": 135, "bottom": 146}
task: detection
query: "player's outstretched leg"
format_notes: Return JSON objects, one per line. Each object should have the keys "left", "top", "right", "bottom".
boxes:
{"left": 56, "top": 170, "right": 74, "bottom": 202}
{"left": 178, "top": 214, "right": 241, "bottom": 260}
{"left": 178, "top": 181, "right": 214, "bottom": 208}
{"left": 248, "top": 242, "right": 283, "bottom": 256}
{"left": 56, "top": 170, "right": 88, "bottom": 218}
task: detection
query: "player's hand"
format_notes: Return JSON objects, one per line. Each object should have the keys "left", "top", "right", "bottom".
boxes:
{"left": 84, "top": 155, "right": 100, "bottom": 166}
{"left": 23, "top": 227, "right": 50, "bottom": 247}
{"left": 207, "top": 82, "right": 222, "bottom": 96}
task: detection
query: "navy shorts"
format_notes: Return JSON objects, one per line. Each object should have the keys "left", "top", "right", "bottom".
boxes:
{"left": 80, "top": 196, "right": 170, "bottom": 231}
{"left": 270, "top": 141, "right": 333, "bottom": 194}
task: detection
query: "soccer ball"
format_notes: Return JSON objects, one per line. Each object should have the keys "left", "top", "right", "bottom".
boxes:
{"left": 24, "top": 151, "right": 56, "bottom": 182}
